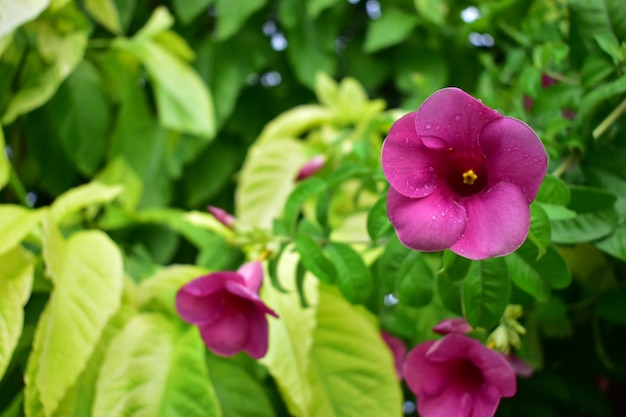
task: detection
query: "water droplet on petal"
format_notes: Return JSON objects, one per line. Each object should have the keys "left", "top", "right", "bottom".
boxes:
{"left": 428, "top": 166, "right": 434, "bottom": 172}
{"left": 454, "top": 114, "right": 461, "bottom": 121}
{"left": 432, "top": 215, "right": 437, "bottom": 220}
{"left": 435, "top": 124, "right": 441, "bottom": 130}
{"left": 425, "top": 122, "right": 433, "bottom": 129}
{"left": 506, "top": 147, "right": 512, "bottom": 152}
{"left": 513, "top": 146, "right": 519, "bottom": 151}
{"left": 441, "top": 211, "right": 446, "bottom": 217}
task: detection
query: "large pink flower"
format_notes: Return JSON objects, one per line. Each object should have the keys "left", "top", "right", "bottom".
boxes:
{"left": 381, "top": 331, "right": 407, "bottom": 380}
{"left": 381, "top": 88, "right": 547, "bottom": 260}
{"left": 175, "top": 261, "right": 278, "bottom": 359}
{"left": 404, "top": 333, "right": 516, "bottom": 417}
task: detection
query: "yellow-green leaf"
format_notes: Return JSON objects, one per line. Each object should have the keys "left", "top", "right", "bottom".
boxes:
{"left": 84, "top": 0, "right": 121, "bottom": 33}
{"left": 0, "top": 205, "right": 43, "bottom": 256}
{"left": 50, "top": 181, "right": 123, "bottom": 225}
{"left": 0, "top": 0, "right": 50, "bottom": 37}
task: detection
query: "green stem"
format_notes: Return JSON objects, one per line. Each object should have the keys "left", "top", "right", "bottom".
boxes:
{"left": 593, "top": 95, "right": 626, "bottom": 140}
{"left": 544, "top": 70, "right": 580, "bottom": 86}
{"left": 552, "top": 153, "right": 578, "bottom": 178}
{"left": 8, "top": 163, "right": 29, "bottom": 206}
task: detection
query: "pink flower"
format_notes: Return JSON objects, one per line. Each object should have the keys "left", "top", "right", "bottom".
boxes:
{"left": 432, "top": 317, "right": 473, "bottom": 335}
{"left": 175, "top": 261, "right": 278, "bottom": 359}
{"left": 295, "top": 155, "right": 325, "bottom": 181}
{"left": 541, "top": 74, "right": 557, "bottom": 88}
{"left": 381, "top": 88, "right": 547, "bottom": 260}
{"left": 381, "top": 331, "right": 407, "bottom": 380}
{"left": 207, "top": 205, "right": 236, "bottom": 228}
{"left": 404, "top": 333, "right": 516, "bottom": 417}
{"left": 503, "top": 353, "right": 534, "bottom": 378}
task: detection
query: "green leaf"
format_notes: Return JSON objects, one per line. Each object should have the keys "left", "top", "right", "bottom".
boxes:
{"left": 236, "top": 137, "right": 309, "bottom": 229}
{"left": 439, "top": 250, "right": 472, "bottom": 282}
{"left": 171, "top": 0, "right": 213, "bottom": 24}
{"left": 413, "top": 0, "right": 448, "bottom": 25}
{"left": 326, "top": 242, "right": 372, "bottom": 304}
{"left": 528, "top": 203, "right": 551, "bottom": 256}
{"left": 536, "top": 174, "right": 571, "bottom": 206}
{"left": 551, "top": 186, "right": 619, "bottom": 244}
{"left": 0, "top": 246, "right": 34, "bottom": 380}
{"left": 578, "top": 73, "right": 626, "bottom": 123}
{"left": 95, "top": 156, "right": 143, "bottom": 211}
{"left": 307, "top": 0, "right": 340, "bottom": 18}
{"left": 215, "top": 0, "right": 267, "bottom": 41}
{"left": 595, "top": 290, "right": 626, "bottom": 324}
{"left": 33, "top": 228, "right": 124, "bottom": 416}
{"left": 47, "top": 59, "right": 111, "bottom": 176}
{"left": 595, "top": 222, "right": 626, "bottom": 261}
{"left": 0, "top": 205, "right": 42, "bottom": 256}
{"left": 307, "top": 284, "right": 402, "bottom": 417}
{"left": 2, "top": 4, "right": 88, "bottom": 124}
{"left": 0, "top": 0, "right": 49, "bottom": 37}
{"left": 294, "top": 231, "right": 336, "bottom": 284}
{"left": 260, "top": 247, "right": 318, "bottom": 417}
{"left": 256, "top": 105, "right": 333, "bottom": 144}
{"left": 50, "top": 181, "right": 123, "bottom": 225}
{"left": 366, "top": 194, "right": 391, "bottom": 243}
{"left": 396, "top": 251, "right": 434, "bottom": 307}
{"left": 506, "top": 242, "right": 571, "bottom": 302}
{"left": 93, "top": 314, "right": 221, "bottom": 417}
{"left": 0, "top": 126, "right": 9, "bottom": 191}
{"left": 85, "top": 0, "right": 122, "bottom": 33}
{"left": 462, "top": 258, "right": 510, "bottom": 329}
{"left": 206, "top": 354, "right": 277, "bottom": 417}
{"left": 283, "top": 177, "right": 327, "bottom": 234}
{"left": 364, "top": 8, "right": 418, "bottom": 52}
{"left": 436, "top": 272, "right": 463, "bottom": 316}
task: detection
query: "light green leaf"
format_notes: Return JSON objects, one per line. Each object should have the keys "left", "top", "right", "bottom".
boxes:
{"left": 85, "top": 0, "right": 121, "bottom": 33}
{"left": 94, "top": 313, "right": 221, "bottom": 417}
{"left": 326, "top": 242, "right": 372, "bottom": 304}
{"left": 35, "top": 229, "right": 124, "bottom": 416}
{"left": 0, "top": 205, "right": 43, "bottom": 256}
{"left": 207, "top": 354, "right": 277, "bottom": 417}
{"left": 215, "top": 0, "right": 267, "bottom": 41}
{"left": 50, "top": 181, "right": 123, "bottom": 225}
{"left": 0, "top": 246, "right": 34, "bottom": 380}
{"left": 536, "top": 174, "right": 570, "bottom": 206}
{"left": 506, "top": 242, "right": 571, "bottom": 302}
{"left": 172, "top": 0, "right": 213, "bottom": 24}
{"left": 364, "top": 8, "right": 418, "bottom": 52}
{"left": 0, "top": 0, "right": 50, "bottom": 37}
{"left": 2, "top": 4, "right": 88, "bottom": 124}
{"left": 236, "top": 137, "right": 309, "bottom": 229}
{"left": 257, "top": 105, "right": 334, "bottom": 144}
{"left": 528, "top": 203, "right": 551, "bottom": 256}
{"left": 307, "top": 284, "right": 402, "bottom": 417}
{"left": 260, "top": 247, "right": 318, "bottom": 417}
{"left": 95, "top": 156, "right": 143, "bottom": 211}
{"left": 133, "top": 6, "right": 174, "bottom": 40}
{"left": 462, "top": 258, "right": 510, "bottom": 329}
{"left": 307, "top": 0, "right": 340, "bottom": 18}
{"left": 295, "top": 232, "right": 336, "bottom": 284}
{"left": 414, "top": 0, "right": 448, "bottom": 25}
{"left": 0, "top": 126, "right": 9, "bottom": 191}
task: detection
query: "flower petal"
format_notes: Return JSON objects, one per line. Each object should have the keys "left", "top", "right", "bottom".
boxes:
{"left": 243, "top": 310, "right": 271, "bottom": 359}
{"left": 404, "top": 341, "right": 450, "bottom": 400}
{"left": 381, "top": 112, "right": 438, "bottom": 198}
{"left": 450, "top": 182, "right": 530, "bottom": 260}
{"left": 387, "top": 187, "right": 467, "bottom": 252}
{"left": 469, "top": 385, "right": 502, "bottom": 417}
{"left": 432, "top": 317, "right": 473, "bottom": 335}
{"left": 424, "top": 333, "right": 476, "bottom": 363}
{"left": 415, "top": 88, "right": 500, "bottom": 152}
{"left": 481, "top": 117, "right": 547, "bottom": 202}
{"left": 417, "top": 390, "right": 473, "bottom": 417}
{"left": 382, "top": 331, "right": 407, "bottom": 380}
{"left": 198, "top": 305, "right": 250, "bottom": 356}
{"left": 237, "top": 261, "right": 264, "bottom": 292}
{"left": 176, "top": 272, "right": 241, "bottom": 324}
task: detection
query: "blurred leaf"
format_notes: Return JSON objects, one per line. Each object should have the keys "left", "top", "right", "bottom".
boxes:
{"left": 307, "top": 0, "right": 340, "bottom": 18}
{"left": 364, "top": 8, "right": 418, "bottom": 53}
{"left": 366, "top": 193, "right": 391, "bottom": 243}
{"left": 326, "top": 242, "right": 372, "bottom": 304}
{"left": 578, "top": 73, "right": 626, "bottom": 123}
{"left": 93, "top": 314, "right": 220, "bottom": 417}
{"left": 0, "top": 126, "right": 8, "bottom": 191}
{"left": 569, "top": 0, "right": 626, "bottom": 53}
{"left": 413, "top": 0, "right": 447, "bottom": 26}
{"left": 439, "top": 250, "right": 472, "bottom": 282}
{"left": 0, "top": 0, "right": 49, "bottom": 37}
{"left": 530, "top": 297, "right": 572, "bottom": 339}
{"left": 33, "top": 227, "right": 124, "bottom": 416}
{"left": 47, "top": 59, "right": 111, "bottom": 176}
{"left": 0, "top": 246, "right": 34, "bottom": 380}
{"left": 133, "top": 6, "right": 173, "bottom": 39}
{"left": 294, "top": 230, "right": 336, "bottom": 284}
{"left": 215, "top": 0, "right": 267, "bottom": 41}
{"left": 283, "top": 177, "right": 327, "bottom": 235}
{"left": 462, "top": 258, "right": 510, "bottom": 329}
{"left": 0, "top": 205, "right": 42, "bottom": 256}
{"left": 85, "top": 0, "right": 121, "bottom": 33}
{"left": 535, "top": 174, "right": 570, "bottom": 206}
{"left": 506, "top": 242, "right": 571, "bottom": 302}
{"left": 236, "top": 137, "right": 309, "bottom": 229}
{"left": 260, "top": 247, "right": 318, "bottom": 417}
{"left": 528, "top": 202, "right": 551, "bottom": 255}
{"left": 595, "top": 289, "right": 626, "bottom": 324}
{"left": 2, "top": 3, "right": 89, "bottom": 124}
{"left": 397, "top": 251, "right": 434, "bottom": 307}
{"left": 257, "top": 104, "right": 333, "bottom": 144}
{"left": 207, "top": 354, "right": 277, "bottom": 417}
{"left": 551, "top": 186, "right": 618, "bottom": 244}
{"left": 50, "top": 181, "right": 122, "bottom": 225}
{"left": 172, "top": 0, "right": 213, "bottom": 24}
{"left": 96, "top": 156, "right": 143, "bottom": 211}
{"left": 308, "top": 284, "right": 402, "bottom": 417}
{"left": 436, "top": 272, "right": 463, "bottom": 316}
{"left": 595, "top": 222, "right": 626, "bottom": 261}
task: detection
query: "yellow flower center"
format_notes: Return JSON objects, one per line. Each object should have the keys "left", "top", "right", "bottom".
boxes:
{"left": 462, "top": 169, "right": 478, "bottom": 185}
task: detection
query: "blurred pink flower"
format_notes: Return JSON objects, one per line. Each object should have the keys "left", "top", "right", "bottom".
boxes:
{"left": 404, "top": 333, "right": 517, "bottom": 417}
{"left": 295, "top": 155, "right": 325, "bottom": 181}
{"left": 432, "top": 317, "right": 473, "bottom": 335}
{"left": 381, "top": 87, "right": 547, "bottom": 260}
{"left": 541, "top": 74, "right": 557, "bottom": 88}
{"left": 382, "top": 331, "right": 407, "bottom": 380}
{"left": 176, "top": 261, "right": 278, "bottom": 359}
{"left": 504, "top": 353, "right": 534, "bottom": 378}
{"left": 207, "top": 205, "right": 236, "bottom": 228}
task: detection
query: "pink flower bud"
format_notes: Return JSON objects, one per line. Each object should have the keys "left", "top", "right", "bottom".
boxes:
{"left": 207, "top": 205, "right": 236, "bottom": 228}
{"left": 295, "top": 155, "right": 325, "bottom": 181}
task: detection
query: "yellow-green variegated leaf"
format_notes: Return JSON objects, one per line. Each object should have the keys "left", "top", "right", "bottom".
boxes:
{"left": 0, "top": 246, "right": 34, "bottom": 380}
{"left": 0, "top": 205, "right": 42, "bottom": 256}
{"left": 49, "top": 181, "right": 123, "bottom": 225}
{"left": 0, "top": 126, "right": 9, "bottom": 191}
{"left": 0, "top": 0, "right": 50, "bottom": 37}
{"left": 93, "top": 313, "right": 221, "bottom": 417}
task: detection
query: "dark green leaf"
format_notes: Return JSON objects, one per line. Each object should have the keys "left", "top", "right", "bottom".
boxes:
{"left": 462, "top": 258, "right": 510, "bottom": 328}
{"left": 366, "top": 194, "right": 391, "bottom": 243}
{"left": 171, "top": 0, "right": 213, "bottom": 24}
{"left": 436, "top": 272, "right": 463, "bottom": 316}
{"left": 439, "top": 250, "right": 471, "bottom": 282}
{"left": 282, "top": 177, "right": 327, "bottom": 235}
{"left": 364, "top": 8, "right": 418, "bottom": 53}
{"left": 325, "top": 242, "right": 372, "bottom": 304}
{"left": 294, "top": 231, "right": 336, "bottom": 284}
{"left": 215, "top": 0, "right": 267, "bottom": 41}
{"left": 595, "top": 290, "right": 626, "bottom": 324}
{"left": 397, "top": 252, "right": 434, "bottom": 307}
{"left": 295, "top": 260, "right": 309, "bottom": 308}
{"left": 535, "top": 174, "right": 570, "bottom": 206}
{"left": 528, "top": 203, "right": 551, "bottom": 255}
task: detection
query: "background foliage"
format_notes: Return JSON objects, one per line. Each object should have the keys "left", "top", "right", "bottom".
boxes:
{"left": 1, "top": 0, "right": 626, "bottom": 416}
